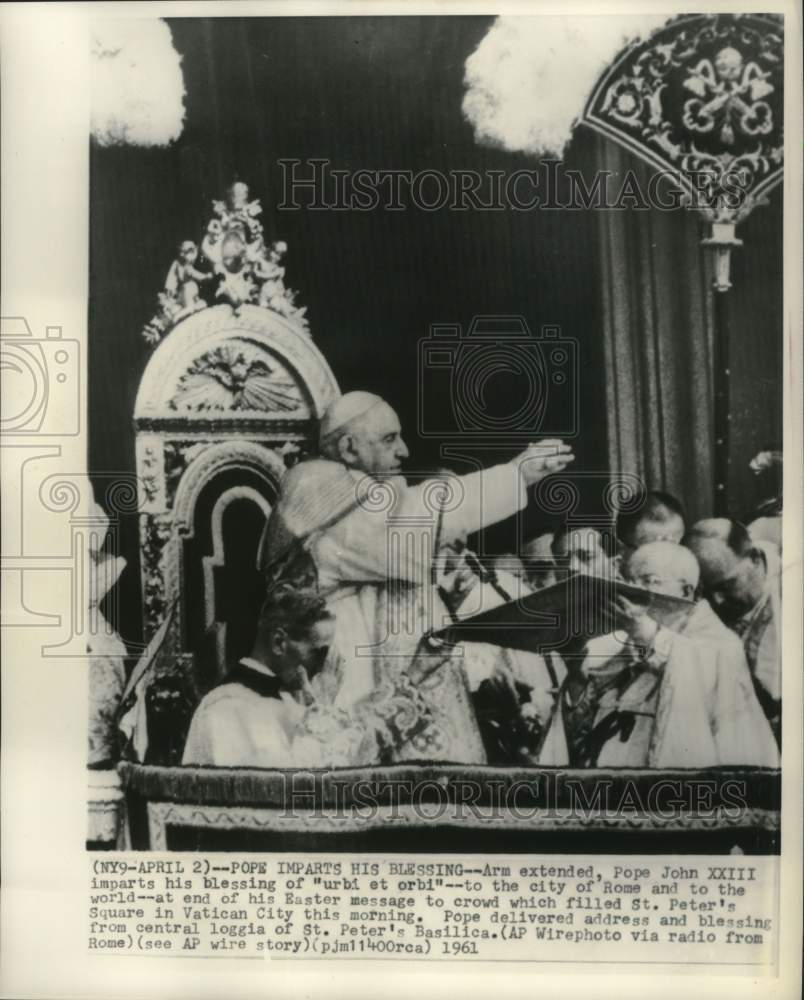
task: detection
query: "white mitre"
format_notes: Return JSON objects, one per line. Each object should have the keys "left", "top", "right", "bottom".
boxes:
{"left": 318, "top": 390, "right": 386, "bottom": 450}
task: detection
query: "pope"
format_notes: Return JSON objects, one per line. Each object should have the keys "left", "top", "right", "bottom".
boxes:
{"left": 260, "top": 390, "right": 574, "bottom": 763}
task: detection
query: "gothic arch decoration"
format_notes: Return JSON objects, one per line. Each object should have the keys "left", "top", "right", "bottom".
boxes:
{"left": 203, "top": 486, "right": 272, "bottom": 618}
{"left": 134, "top": 301, "right": 340, "bottom": 695}
{"left": 202, "top": 485, "right": 273, "bottom": 676}
{"left": 164, "top": 441, "right": 287, "bottom": 676}
{"left": 171, "top": 439, "right": 287, "bottom": 537}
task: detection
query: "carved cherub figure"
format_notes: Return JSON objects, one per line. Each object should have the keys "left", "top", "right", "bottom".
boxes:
{"left": 255, "top": 240, "right": 289, "bottom": 307}
{"left": 164, "top": 240, "right": 211, "bottom": 320}
{"left": 142, "top": 183, "right": 312, "bottom": 343}
{"left": 269, "top": 240, "right": 288, "bottom": 264}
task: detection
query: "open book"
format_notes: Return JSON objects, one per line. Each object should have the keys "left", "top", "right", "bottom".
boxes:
{"left": 434, "top": 574, "right": 694, "bottom": 654}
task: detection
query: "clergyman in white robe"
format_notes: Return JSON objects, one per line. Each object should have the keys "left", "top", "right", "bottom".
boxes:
{"left": 182, "top": 658, "right": 351, "bottom": 767}
{"left": 538, "top": 540, "right": 778, "bottom": 770}
{"left": 260, "top": 393, "right": 574, "bottom": 764}
{"left": 261, "top": 459, "right": 527, "bottom": 764}
{"left": 538, "top": 597, "right": 778, "bottom": 769}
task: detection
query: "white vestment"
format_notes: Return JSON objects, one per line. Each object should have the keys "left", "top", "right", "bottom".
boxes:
{"left": 265, "top": 459, "right": 527, "bottom": 763}
{"left": 182, "top": 659, "right": 367, "bottom": 768}
{"left": 538, "top": 599, "right": 778, "bottom": 768}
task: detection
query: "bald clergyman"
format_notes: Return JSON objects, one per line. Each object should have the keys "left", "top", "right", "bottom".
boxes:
{"left": 538, "top": 541, "right": 778, "bottom": 768}
{"left": 259, "top": 390, "right": 574, "bottom": 764}
{"left": 684, "top": 518, "right": 781, "bottom": 739}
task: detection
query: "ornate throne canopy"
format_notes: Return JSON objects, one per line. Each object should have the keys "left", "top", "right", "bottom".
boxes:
{"left": 135, "top": 273, "right": 339, "bottom": 712}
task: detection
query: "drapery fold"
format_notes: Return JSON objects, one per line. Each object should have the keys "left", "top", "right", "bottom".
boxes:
{"left": 590, "top": 133, "right": 716, "bottom": 522}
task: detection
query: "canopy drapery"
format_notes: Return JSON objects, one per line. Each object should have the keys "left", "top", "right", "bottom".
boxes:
{"left": 592, "top": 133, "right": 716, "bottom": 522}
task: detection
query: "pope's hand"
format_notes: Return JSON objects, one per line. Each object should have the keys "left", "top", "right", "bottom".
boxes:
{"left": 514, "top": 439, "right": 574, "bottom": 486}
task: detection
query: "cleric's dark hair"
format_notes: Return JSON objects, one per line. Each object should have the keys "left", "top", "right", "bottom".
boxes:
{"left": 551, "top": 522, "right": 618, "bottom": 559}
{"left": 616, "top": 490, "right": 686, "bottom": 548}
{"left": 725, "top": 520, "right": 753, "bottom": 555}
{"left": 258, "top": 584, "right": 332, "bottom": 639}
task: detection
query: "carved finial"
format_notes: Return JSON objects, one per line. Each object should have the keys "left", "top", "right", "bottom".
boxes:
{"left": 141, "top": 182, "right": 310, "bottom": 345}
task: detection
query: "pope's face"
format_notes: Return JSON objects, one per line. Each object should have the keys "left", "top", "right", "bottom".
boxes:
{"left": 348, "top": 402, "right": 410, "bottom": 475}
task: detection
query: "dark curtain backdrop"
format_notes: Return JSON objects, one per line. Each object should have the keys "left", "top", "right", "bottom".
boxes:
{"left": 89, "top": 17, "right": 782, "bottom": 650}
{"left": 594, "top": 132, "right": 716, "bottom": 523}
{"left": 587, "top": 131, "right": 782, "bottom": 524}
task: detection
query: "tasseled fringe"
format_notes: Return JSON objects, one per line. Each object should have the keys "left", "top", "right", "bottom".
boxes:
{"left": 117, "top": 762, "right": 780, "bottom": 810}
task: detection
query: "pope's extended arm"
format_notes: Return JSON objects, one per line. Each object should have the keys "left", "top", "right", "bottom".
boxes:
{"left": 400, "top": 439, "right": 573, "bottom": 540}
{"left": 313, "top": 441, "right": 573, "bottom": 586}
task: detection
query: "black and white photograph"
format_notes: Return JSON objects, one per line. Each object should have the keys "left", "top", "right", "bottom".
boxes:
{"left": 76, "top": 11, "right": 789, "bottom": 855}
{"left": 1, "top": 2, "right": 801, "bottom": 992}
